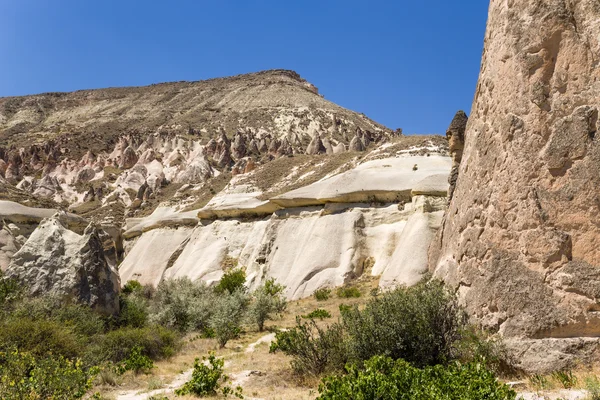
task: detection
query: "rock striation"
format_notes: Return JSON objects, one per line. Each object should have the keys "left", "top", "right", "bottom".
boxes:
{"left": 429, "top": 0, "right": 600, "bottom": 373}
{"left": 6, "top": 213, "right": 120, "bottom": 314}
{"left": 118, "top": 143, "right": 450, "bottom": 299}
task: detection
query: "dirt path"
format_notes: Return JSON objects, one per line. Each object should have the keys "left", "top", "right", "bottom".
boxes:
{"left": 115, "top": 333, "right": 277, "bottom": 400}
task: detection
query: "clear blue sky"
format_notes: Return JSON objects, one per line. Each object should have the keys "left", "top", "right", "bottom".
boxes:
{"left": 0, "top": 1, "right": 489, "bottom": 134}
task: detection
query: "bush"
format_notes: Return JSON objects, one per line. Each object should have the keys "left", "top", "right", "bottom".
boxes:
{"left": 119, "top": 292, "right": 149, "bottom": 328}
{"left": 215, "top": 268, "right": 246, "bottom": 295}
{"left": 175, "top": 353, "right": 242, "bottom": 398}
{"left": 115, "top": 345, "right": 154, "bottom": 375}
{"left": 341, "top": 280, "right": 466, "bottom": 367}
{"left": 270, "top": 317, "right": 347, "bottom": 376}
{"left": 209, "top": 290, "right": 249, "bottom": 348}
{"left": 93, "top": 326, "right": 179, "bottom": 364}
{"left": 585, "top": 376, "right": 600, "bottom": 400}
{"left": 149, "top": 277, "right": 215, "bottom": 333}
{"left": 0, "top": 316, "right": 84, "bottom": 360}
{"left": 247, "top": 279, "right": 287, "bottom": 331}
{"left": 302, "top": 309, "right": 332, "bottom": 320}
{"left": 0, "top": 271, "right": 22, "bottom": 309}
{"left": 11, "top": 296, "right": 106, "bottom": 336}
{"left": 455, "top": 327, "right": 516, "bottom": 376}
{"left": 0, "top": 349, "right": 95, "bottom": 399}
{"left": 336, "top": 286, "right": 361, "bottom": 298}
{"left": 314, "top": 288, "right": 331, "bottom": 301}
{"left": 122, "top": 280, "right": 143, "bottom": 295}
{"left": 317, "top": 356, "right": 516, "bottom": 400}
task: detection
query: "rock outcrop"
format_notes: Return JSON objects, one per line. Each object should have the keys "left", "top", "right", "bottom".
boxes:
{"left": 6, "top": 213, "right": 120, "bottom": 314}
{"left": 120, "top": 143, "right": 451, "bottom": 299}
{"left": 445, "top": 111, "right": 467, "bottom": 201}
{"left": 429, "top": 0, "right": 600, "bottom": 373}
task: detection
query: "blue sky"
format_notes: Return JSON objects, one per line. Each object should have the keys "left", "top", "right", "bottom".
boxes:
{"left": 0, "top": 1, "right": 489, "bottom": 134}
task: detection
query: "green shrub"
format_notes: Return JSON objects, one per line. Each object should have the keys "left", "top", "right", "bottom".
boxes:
{"left": 209, "top": 290, "right": 249, "bottom": 348}
{"left": 122, "top": 280, "right": 143, "bottom": 295}
{"left": 0, "top": 349, "right": 95, "bottom": 399}
{"left": 317, "top": 356, "right": 516, "bottom": 400}
{"left": 215, "top": 268, "right": 246, "bottom": 295}
{"left": 0, "top": 271, "right": 22, "bottom": 309}
{"left": 341, "top": 280, "right": 466, "bottom": 367}
{"left": 270, "top": 317, "right": 347, "bottom": 376}
{"left": 585, "top": 376, "right": 600, "bottom": 400}
{"left": 150, "top": 277, "right": 215, "bottom": 333}
{"left": 302, "top": 309, "right": 332, "bottom": 320}
{"left": 93, "top": 326, "right": 179, "bottom": 364}
{"left": 336, "top": 286, "right": 361, "bottom": 298}
{"left": 0, "top": 316, "right": 84, "bottom": 359}
{"left": 119, "top": 292, "right": 149, "bottom": 328}
{"left": 552, "top": 369, "right": 577, "bottom": 389}
{"left": 247, "top": 278, "right": 287, "bottom": 331}
{"left": 11, "top": 296, "right": 106, "bottom": 336}
{"left": 116, "top": 345, "right": 154, "bottom": 375}
{"left": 175, "top": 353, "right": 242, "bottom": 398}
{"left": 314, "top": 288, "right": 331, "bottom": 301}
{"left": 455, "top": 327, "right": 516, "bottom": 376}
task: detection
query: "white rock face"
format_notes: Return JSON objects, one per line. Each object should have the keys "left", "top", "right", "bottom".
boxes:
{"left": 6, "top": 214, "right": 120, "bottom": 314}
{"left": 272, "top": 156, "right": 451, "bottom": 207}
{"left": 119, "top": 154, "right": 452, "bottom": 299}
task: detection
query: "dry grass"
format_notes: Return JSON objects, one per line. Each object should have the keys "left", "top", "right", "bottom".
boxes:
{"left": 98, "top": 274, "right": 380, "bottom": 400}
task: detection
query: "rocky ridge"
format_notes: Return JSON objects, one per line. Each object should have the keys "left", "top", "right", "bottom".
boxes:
{"left": 0, "top": 70, "right": 397, "bottom": 223}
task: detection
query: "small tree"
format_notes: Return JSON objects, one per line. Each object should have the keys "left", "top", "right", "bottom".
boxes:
{"left": 214, "top": 268, "right": 246, "bottom": 295}
{"left": 248, "top": 279, "right": 287, "bottom": 332}
{"left": 209, "top": 290, "right": 249, "bottom": 348}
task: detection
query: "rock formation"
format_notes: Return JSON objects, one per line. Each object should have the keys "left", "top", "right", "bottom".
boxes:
{"left": 445, "top": 111, "right": 467, "bottom": 201}
{"left": 6, "top": 213, "right": 120, "bottom": 314}
{"left": 429, "top": 0, "right": 600, "bottom": 373}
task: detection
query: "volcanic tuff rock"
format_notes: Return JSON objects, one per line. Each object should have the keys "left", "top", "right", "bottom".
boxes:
{"left": 429, "top": 0, "right": 600, "bottom": 372}
{"left": 0, "top": 70, "right": 394, "bottom": 220}
{"left": 6, "top": 213, "right": 120, "bottom": 314}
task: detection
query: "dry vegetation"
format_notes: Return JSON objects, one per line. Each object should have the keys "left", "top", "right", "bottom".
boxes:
{"left": 98, "top": 277, "right": 378, "bottom": 400}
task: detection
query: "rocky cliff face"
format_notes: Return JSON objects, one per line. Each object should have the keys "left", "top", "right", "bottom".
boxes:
{"left": 430, "top": 0, "right": 600, "bottom": 372}
{"left": 0, "top": 68, "right": 451, "bottom": 315}
{"left": 6, "top": 213, "right": 120, "bottom": 314}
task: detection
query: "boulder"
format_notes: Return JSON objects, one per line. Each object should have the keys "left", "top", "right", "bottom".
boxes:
{"left": 6, "top": 213, "right": 120, "bottom": 314}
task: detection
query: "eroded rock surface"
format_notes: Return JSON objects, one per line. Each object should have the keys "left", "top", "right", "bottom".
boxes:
{"left": 6, "top": 213, "right": 120, "bottom": 314}
{"left": 429, "top": 0, "right": 600, "bottom": 372}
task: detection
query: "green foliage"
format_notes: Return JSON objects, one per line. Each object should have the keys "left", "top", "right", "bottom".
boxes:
{"left": 317, "top": 356, "right": 516, "bottom": 400}
{"left": 0, "top": 316, "right": 84, "bottom": 360}
{"left": 552, "top": 369, "right": 577, "bottom": 389}
{"left": 585, "top": 376, "right": 600, "bottom": 400}
{"left": 336, "top": 286, "right": 361, "bottom": 298}
{"left": 247, "top": 279, "right": 287, "bottom": 331}
{"left": 270, "top": 317, "right": 347, "bottom": 376}
{"left": 0, "top": 271, "right": 22, "bottom": 309}
{"left": 215, "top": 268, "right": 246, "bottom": 295}
{"left": 175, "top": 353, "right": 243, "bottom": 398}
{"left": 341, "top": 280, "right": 466, "bottom": 367}
{"left": 454, "top": 327, "right": 515, "bottom": 376}
{"left": 0, "top": 349, "right": 95, "bottom": 399}
{"left": 528, "top": 374, "right": 549, "bottom": 391}
{"left": 119, "top": 292, "right": 149, "bottom": 328}
{"left": 10, "top": 295, "right": 106, "bottom": 337}
{"left": 210, "top": 290, "right": 249, "bottom": 348}
{"left": 150, "top": 277, "right": 215, "bottom": 333}
{"left": 122, "top": 280, "right": 144, "bottom": 295}
{"left": 115, "top": 345, "right": 154, "bottom": 375}
{"left": 94, "top": 326, "right": 179, "bottom": 364}
{"left": 302, "top": 309, "right": 332, "bottom": 320}
{"left": 314, "top": 288, "right": 331, "bottom": 301}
